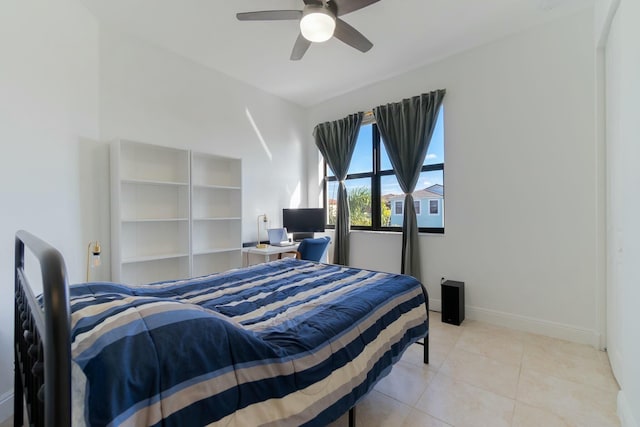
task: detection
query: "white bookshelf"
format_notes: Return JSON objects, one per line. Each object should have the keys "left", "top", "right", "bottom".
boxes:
{"left": 111, "top": 140, "right": 191, "bottom": 284}
{"left": 111, "top": 140, "right": 242, "bottom": 284}
{"left": 121, "top": 257, "right": 191, "bottom": 285}
{"left": 191, "top": 152, "right": 242, "bottom": 276}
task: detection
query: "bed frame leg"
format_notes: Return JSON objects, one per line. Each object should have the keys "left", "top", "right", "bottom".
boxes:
{"left": 423, "top": 334, "right": 429, "bottom": 364}
{"left": 348, "top": 407, "right": 356, "bottom": 427}
{"left": 420, "top": 285, "right": 430, "bottom": 365}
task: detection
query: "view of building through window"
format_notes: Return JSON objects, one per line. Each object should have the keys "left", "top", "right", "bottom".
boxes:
{"left": 325, "top": 107, "right": 444, "bottom": 232}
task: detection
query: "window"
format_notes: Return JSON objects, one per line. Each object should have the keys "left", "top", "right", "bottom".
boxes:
{"left": 414, "top": 200, "right": 421, "bottom": 215}
{"left": 394, "top": 201, "right": 403, "bottom": 215}
{"left": 395, "top": 200, "right": 422, "bottom": 215}
{"left": 324, "top": 107, "right": 444, "bottom": 233}
{"left": 428, "top": 199, "right": 439, "bottom": 215}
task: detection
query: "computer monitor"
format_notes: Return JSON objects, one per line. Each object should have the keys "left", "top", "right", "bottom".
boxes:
{"left": 282, "top": 208, "right": 325, "bottom": 241}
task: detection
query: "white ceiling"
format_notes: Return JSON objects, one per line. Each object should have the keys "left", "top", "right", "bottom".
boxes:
{"left": 82, "top": 0, "right": 591, "bottom": 107}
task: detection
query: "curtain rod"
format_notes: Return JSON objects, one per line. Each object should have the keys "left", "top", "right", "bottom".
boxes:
{"left": 362, "top": 110, "right": 375, "bottom": 124}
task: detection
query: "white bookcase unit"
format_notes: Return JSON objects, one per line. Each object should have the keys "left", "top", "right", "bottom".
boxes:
{"left": 111, "top": 140, "right": 242, "bottom": 284}
{"left": 191, "top": 152, "right": 242, "bottom": 277}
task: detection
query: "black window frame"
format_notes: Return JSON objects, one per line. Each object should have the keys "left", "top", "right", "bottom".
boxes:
{"left": 324, "top": 123, "right": 444, "bottom": 234}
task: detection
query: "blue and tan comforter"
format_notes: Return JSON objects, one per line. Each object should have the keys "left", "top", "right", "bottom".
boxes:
{"left": 69, "top": 258, "right": 428, "bottom": 426}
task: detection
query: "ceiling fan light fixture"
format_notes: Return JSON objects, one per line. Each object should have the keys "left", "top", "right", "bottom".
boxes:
{"left": 300, "top": 5, "right": 336, "bottom": 43}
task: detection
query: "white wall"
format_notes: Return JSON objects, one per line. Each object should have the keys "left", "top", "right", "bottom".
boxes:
{"left": 308, "top": 10, "right": 602, "bottom": 345}
{"left": 0, "top": 0, "right": 100, "bottom": 420}
{"left": 99, "top": 28, "right": 309, "bottom": 246}
{"left": 604, "top": 0, "right": 640, "bottom": 425}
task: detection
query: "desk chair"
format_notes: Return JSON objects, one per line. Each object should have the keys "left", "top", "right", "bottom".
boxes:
{"left": 280, "top": 236, "right": 331, "bottom": 262}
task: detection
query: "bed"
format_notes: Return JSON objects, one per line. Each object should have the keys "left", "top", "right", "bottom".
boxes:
{"left": 14, "top": 230, "right": 429, "bottom": 427}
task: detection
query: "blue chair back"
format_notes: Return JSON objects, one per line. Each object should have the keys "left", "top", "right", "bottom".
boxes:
{"left": 297, "top": 236, "right": 331, "bottom": 262}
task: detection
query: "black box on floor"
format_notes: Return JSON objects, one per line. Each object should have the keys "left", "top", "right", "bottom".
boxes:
{"left": 441, "top": 280, "right": 465, "bottom": 325}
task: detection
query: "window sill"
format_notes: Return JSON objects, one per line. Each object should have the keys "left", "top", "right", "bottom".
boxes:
{"left": 325, "top": 228, "right": 445, "bottom": 236}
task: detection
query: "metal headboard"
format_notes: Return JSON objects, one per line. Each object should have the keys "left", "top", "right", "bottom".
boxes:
{"left": 14, "top": 230, "right": 71, "bottom": 427}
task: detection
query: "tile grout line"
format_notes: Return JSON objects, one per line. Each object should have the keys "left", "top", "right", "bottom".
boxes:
{"left": 509, "top": 335, "right": 527, "bottom": 426}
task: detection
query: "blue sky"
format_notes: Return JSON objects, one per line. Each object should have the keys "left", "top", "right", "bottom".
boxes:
{"left": 328, "top": 108, "right": 444, "bottom": 197}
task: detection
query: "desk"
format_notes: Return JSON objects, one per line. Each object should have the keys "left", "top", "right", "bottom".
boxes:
{"left": 243, "top": 244, "right": 299, "bottom": 265}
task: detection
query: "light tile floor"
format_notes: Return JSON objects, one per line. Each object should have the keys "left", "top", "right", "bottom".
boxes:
{"left": 1, "top": 312, "right": 620, "bottom": 427}
{"left": 329, "top": 311, "right": 620, "bottom": 427}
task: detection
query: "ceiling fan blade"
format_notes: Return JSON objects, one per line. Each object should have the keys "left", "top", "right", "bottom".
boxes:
{"left": 290, "top": 33, "right": 312, "bottom": 60}
{"left": 333, "top": 0, "right": 379, "bottom": 16}
{"left": 333, "top": 18, "right": 373, "bottom": 52}
{"left": 236, "top": 10, "right": 302, "bottom": 21}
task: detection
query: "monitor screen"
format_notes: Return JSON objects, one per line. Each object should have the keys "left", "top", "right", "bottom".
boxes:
{"left": 282, "top": 208, "right": 325, "bottom": 233}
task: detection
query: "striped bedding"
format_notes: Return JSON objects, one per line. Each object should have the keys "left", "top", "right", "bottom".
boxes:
{"left": 69, "top": 258, "right": 429, "bottom": 427}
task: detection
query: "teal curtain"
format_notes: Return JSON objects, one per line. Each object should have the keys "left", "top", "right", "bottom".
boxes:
{"left": 373, "top": 90, "right": 445, "bottom": 281}
{"left": 313, "top": 112, "right": 363, "bottom": 265}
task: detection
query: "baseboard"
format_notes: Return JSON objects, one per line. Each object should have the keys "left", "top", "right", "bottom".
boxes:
{"left": 0, "top": 391, "right": 13, "bottom": 424}
{"left": 608, "top": 347, "right": 623, "bottom": 387}
{"left": 428, "top": 300, "right": 599, "bottom": 346}
{"left": 618, "top": 390, "right": 639, "bottom": 427}
{"left": 465, "top": 305, "right": 599, "bottom": 346}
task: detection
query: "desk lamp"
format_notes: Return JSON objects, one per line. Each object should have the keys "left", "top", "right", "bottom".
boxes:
{"left": 256, "top": 214, "right": 268, "bottom": 248}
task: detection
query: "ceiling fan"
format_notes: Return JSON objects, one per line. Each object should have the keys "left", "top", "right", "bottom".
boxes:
{"left": 237, "top": 0, "right": 379, "bottom": 60}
